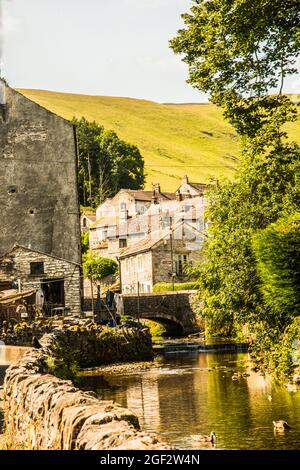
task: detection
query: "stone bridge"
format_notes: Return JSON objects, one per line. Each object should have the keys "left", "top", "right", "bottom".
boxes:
{"left": 119, "top": 291, "right": 199, "bottom": 336}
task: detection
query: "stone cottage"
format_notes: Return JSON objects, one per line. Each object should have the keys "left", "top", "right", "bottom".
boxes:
{"left": 0, "top": 81, "right": 82, "bottom": 314}
{"left": 0, "top": 245, "right": 81, "bottom": 316}
{"left": 119, "top": 223, "right": 204, "bottom": 294}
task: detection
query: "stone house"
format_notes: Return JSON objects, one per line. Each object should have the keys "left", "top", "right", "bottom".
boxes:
{"left": 176, "top": 175, "right": 207, "bottom": 199}
{"left": 89, "top": 185, "right": 176, "bottom": 258}
{"left": 81, "top": 213, "right": 96, "bottom": 233}
{"left": 0, "top": 245, "right": 81, "bottom": 316}
{"left": 89, "top": 187, "right": 205, "bottom": 261}
{"left": 0, "top": 82, "right": 82, "bottom": 314}
{"left": 119, "top": 223, "right": 204, "bottom": 294}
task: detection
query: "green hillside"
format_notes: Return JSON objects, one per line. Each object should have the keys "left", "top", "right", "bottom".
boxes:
{"left": 17, "top": 89, "right": 300, "bottom": 191}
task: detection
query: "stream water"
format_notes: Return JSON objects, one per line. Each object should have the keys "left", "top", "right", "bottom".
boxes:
{"left": 80, "top": 352, "right": 300, "bottom": 450}
{"left": 0, "top": 346, "right": 31, "bottom": 385}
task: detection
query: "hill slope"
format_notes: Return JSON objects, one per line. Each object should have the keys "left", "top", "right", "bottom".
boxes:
{"left": 17, "top": 89, "right": 300, "bottom": 191}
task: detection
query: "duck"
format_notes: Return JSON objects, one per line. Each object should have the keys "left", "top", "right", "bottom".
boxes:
{"left": 273, "top": 420, "right": 291, "bottom": 431}
{"left": 191, "top": 432, "right": 217, "bottom": 444}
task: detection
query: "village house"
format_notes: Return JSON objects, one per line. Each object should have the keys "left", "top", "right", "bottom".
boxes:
{"left": 119, "top": 223, "right": 204, "bottom": 294}
{"left": 89, "top": 178, "right": 206, "bottom": 261}
{"left": 89, "top": 185, "right": 176, "bottom": 258}
{"left": 176, "top": 175, "right": 208, "bottom": 199}
{"left": 0, "top": 81, "right": 82, "bottom": 314}
{"left": 81, "top": 212, "right": 96, "bottom": 233}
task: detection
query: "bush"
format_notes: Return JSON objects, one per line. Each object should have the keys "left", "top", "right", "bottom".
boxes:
{"left": 252, "top": 213, "right": 300, "bottom": 319}
{"left": 153, "top": 282, "right": 198, "bottom": 292}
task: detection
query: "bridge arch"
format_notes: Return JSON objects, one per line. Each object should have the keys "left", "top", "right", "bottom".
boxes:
{"left": 139, "top": 312, "right": 184, "bottom": 337}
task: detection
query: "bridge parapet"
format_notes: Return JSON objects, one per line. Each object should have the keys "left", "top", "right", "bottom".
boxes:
{"left": 119, "top": 291, "right": 199, "bottom": 335}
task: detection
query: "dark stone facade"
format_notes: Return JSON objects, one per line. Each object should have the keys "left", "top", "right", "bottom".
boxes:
{"left": 0, "top": 84, "right": 81, "bottom": 265}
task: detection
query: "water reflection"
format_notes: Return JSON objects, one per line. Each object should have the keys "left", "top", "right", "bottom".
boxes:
{"left": 80, "top": 353, "right": 300, "bottom": 450}
{"left": 0, "top": 346, "right": 31, "bottom": 385}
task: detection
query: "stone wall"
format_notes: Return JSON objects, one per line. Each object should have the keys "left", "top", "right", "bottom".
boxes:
{"left": 3, "top": 331, "right": 168, "bottom": 450}
{"left": 0, "top": 246, "right": 81, "bottom": 316}
{"left": 152, "top": 238, "right": 203, "bottom": 285}
{"left": 0, "top": 85, "right": 81, "bottom": 265}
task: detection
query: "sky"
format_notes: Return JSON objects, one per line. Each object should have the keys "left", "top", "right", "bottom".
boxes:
{"left": 0, "top": 0, "right": 299, "bottom": 103}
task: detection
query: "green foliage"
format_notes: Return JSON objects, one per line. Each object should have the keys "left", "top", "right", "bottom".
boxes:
{"left": 81, "top": 231, "right": 89, "bottom": 257}
{"left": 153, "top": 282, "right": 198, "bottom": 292}
{"left": 144, "top": 320, "right": 167, "bottom": 340}
{"left": 73, "top": 117, "right": 145, "bottom": 207}
{"left": 83, "top": 255, "right": 118, "bottom": 281}
{"left": 253, "top": 213, "right": 300, "bottom": 319}
{"left": 170, "top": 0, "right": 299, "bottom": 135}
{"left": 46, "top": 353, "right": 79, "bottom": 382}
{"left": 171, "top": 1, "right": 300, "bottom": 363}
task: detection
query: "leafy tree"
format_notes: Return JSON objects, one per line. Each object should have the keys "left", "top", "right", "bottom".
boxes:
{"left": 170, "top": 0, "right": 300, "bottom": 339}
{"left": 170, "top": 0, "right": 299, "bottom": 134}
{"left": 73, "top": 118, "right": 145, "bottom": 207}
{"left": 98, "top": 130, "right": 145, "bottom": 195}
{"left": 253, "top": 213, "right": 300, "bottom": 319}
{"left": 83, "top": 256, "right": 118, "bottom": 282}
{"left": 83, "top": 255, "right": 118, "bottom": 315}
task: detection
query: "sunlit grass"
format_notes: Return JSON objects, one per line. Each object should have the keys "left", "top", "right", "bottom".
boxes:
{"left": 17, "top": 89, "right": 300, "bottom": 191}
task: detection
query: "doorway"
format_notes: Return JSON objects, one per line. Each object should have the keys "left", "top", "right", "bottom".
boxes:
{"left": 42, "top": 279, "right": 65, "bottom": 308}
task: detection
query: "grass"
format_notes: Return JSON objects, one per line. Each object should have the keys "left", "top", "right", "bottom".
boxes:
{"left": 153, "top": 282, "right": 198, "bottom": 292}
{"left": 17, "top": 89, "right": 300, "bottom": 191}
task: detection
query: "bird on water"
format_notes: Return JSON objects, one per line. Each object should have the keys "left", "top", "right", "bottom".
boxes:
{"left": 273, "top": 420, "right": 291, "bottom": 431}
{"left": 191, "top": 432, "right": 217, "bottom": 444}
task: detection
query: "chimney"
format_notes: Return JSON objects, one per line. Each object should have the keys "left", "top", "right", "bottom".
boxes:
{"left": 183, "top": 175, "right": 189, "bottom": 184}
{"left": 152, "top": 183, "right": 161, "bottom": 204}
{"left": 176, "top": 190, "right": 183, "bottom": 202}
{"left": 209, "top": 177, "right": 219, "bottom": 187}
{"left": 153, "top": 183, "right": 161, "bottom": 194}
{"left": 152, "top": 189, "right": 159, "bottom": 205}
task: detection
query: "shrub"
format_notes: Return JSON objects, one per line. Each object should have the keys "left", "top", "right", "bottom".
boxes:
{"left": 153, "top": 282, "right": 198, "bottom": 292}
{"left": 252, "top": 213, "right": 300, "bottom": 319}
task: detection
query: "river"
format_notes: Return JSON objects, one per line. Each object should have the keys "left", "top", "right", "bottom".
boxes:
{"left": 0, "top": 346, "right": 31, "bottom": 385}
{"left": 80, "top": 352, "right": 300, "bottom": 450}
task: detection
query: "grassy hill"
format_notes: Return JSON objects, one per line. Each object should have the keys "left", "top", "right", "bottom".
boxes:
{"left": 17, "top": 89, "right": 300, "bottom": 191}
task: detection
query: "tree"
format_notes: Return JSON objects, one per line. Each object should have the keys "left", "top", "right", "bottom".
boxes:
{"left": 170, "top": 0, "right": 299, "bottom": 135}
{"left": 253, "top": 213, "right": 300, "bottom": 319}
{"left": 83, "top": 255, "right": 118, "bottom": 316}
{"left": 73, "top": 118, "right": 145, "bottom": 208}
{"left": 83, "top": 256, "right": 118, "bottom": 282}
{"left": 170, "top": 0, "right": 300, "bottom": 339}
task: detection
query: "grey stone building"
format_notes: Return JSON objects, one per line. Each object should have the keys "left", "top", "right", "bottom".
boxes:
{"left": 0, "top": 245, "right": 81, "bottom": 316}
{"left": 119, "top": 223, "right": 204, "bottom": 294}
{"left": 0, "top": 82, "right": 81, "bottom": 314}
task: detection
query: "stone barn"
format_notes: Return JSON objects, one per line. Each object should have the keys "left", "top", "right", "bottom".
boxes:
{"left": 0, "top": 81, "right": 81, "bottom": 314}
{"left": 0, "top": 245, "right": 81, "bottom": 316}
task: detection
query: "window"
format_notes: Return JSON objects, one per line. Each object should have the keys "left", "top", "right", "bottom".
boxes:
{"left": 119, "top": 238, "right": 127, "bottom": 248}
{"left": 30, "top": 262, "right": 45, "bottom": 276}
{"left": 175, "top": 255, "right": 188, "bottom": 276}
{"left": 83, "top": 218, "right": 87, "bottom": 228}
{"left": 137, "top": 255, "right": 143, "bottom": 271}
